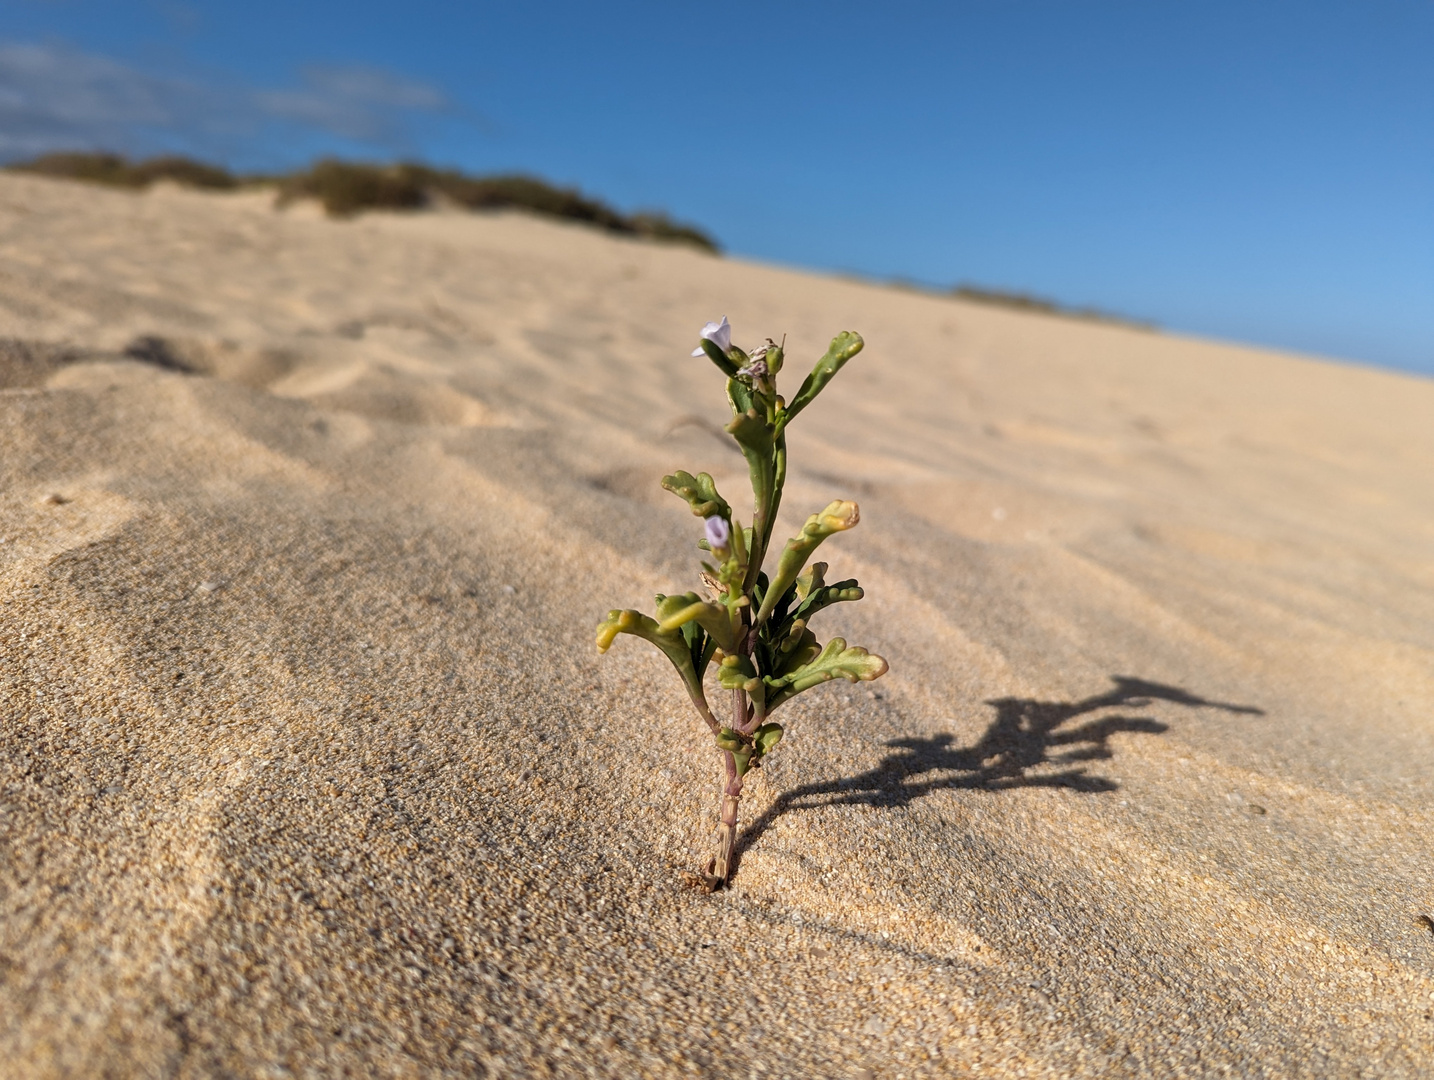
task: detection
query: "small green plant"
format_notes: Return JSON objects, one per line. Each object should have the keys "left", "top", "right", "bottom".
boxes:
{"left": 596, "top": 318, "right": 888, "bottom": 889}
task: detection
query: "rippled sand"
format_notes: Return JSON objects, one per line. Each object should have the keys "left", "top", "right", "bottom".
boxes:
{"left": 2, "top": 173, "right": 1432, "bottom": 1078}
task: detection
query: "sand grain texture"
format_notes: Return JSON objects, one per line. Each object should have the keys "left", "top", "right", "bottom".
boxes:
{"left": 1, "top": 174, "right": 1432, "bottom": 1078}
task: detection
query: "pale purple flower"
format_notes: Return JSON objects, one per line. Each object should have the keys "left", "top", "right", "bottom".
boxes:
{"left": 704, "top": 515, "right": 731, "bottom": 551}
{"left": 692, "top": 316, "right": 733, "bottom": 357}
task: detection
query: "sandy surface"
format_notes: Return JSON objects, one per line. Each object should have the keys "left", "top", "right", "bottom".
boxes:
{"left": 1, "top": 173, "right": 1432, "bottom": 1078}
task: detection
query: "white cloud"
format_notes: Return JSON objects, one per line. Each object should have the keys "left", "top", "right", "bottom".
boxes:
{"left": 0, "top": 40, "right": 450, "bottom": 160}
{"left": 254, "top": 66, "right": 450, "bottom": 143}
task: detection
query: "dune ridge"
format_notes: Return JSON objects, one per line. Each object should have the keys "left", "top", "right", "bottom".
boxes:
{"left": 1, "top": 173, "right": 1432, "bottom": 1077}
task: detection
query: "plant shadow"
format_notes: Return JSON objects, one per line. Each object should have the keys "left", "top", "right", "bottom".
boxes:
{"left": 735, "top": 675, "right": 1263, "bottom": 866}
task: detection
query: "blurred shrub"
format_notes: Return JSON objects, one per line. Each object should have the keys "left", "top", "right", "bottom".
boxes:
{"left": 130, "top": 156, "right": 239, "bottom": 189}
{"left": 951, "top": 285, "right": 1065, "bottom": 316}
{"left": 952, "top": 284, "right": 1156, "bottom": 331}
{"left": 12, "top": 151, "right": 237, "bottom": 189}
{"left": 275, "top": 159, "right": 428, "bottom": 216}
{"left": 277, "top": 160, "right": 720, "bottom": 252}
{"left": 7, "top": 151, "right": 719, "bottom": 252}
{"left": 628, "top": 211, "right": 721, "bottom": 250}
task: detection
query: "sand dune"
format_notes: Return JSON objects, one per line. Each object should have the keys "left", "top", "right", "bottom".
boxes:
{"left": 1, "top": 173, "right": 1432, "bottom": 1077}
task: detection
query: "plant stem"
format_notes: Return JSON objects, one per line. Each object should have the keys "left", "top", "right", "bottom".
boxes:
{"left": 706, "top": 746, "right": 743, "bottom": 886}
{"left": 703, "top": 685, "right": 749, "bottom": 889}
{"left": 745, "top": 496, "right": 771, "bottom": 597}
{"left": 704, "top": 432, "right": 779, "bottom": 888}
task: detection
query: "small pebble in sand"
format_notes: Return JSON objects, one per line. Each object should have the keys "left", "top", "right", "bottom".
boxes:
{"left": 197, "top": 580, "right": 224, "bottom": 594}
{"left": 40, "top": 493, "right": 68, "bottom": 505}
{"left": 502, "top": 584, "right": 516, "bottom": 595}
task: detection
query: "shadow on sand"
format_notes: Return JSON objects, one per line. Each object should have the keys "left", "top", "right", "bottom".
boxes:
{"left": 735, "top": 675, "right": 1263, "bottom": 866}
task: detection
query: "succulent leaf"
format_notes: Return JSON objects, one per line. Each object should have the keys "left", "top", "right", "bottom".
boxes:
{"left": 718, "top": 653, "right": 766, "bottom": 709}
{"left": 726, "top": 375, "right": 755, "bottom": 417}
{"left": 725, "top": 406, "right": 774, "bottom": 460}
{"left": 656, "top": 592, "right": 739, "bottom": 653}
{"left": 764, "top": 560, "right": 816, "bottom": 629}
{"left": 770, "top": 626, "right": 820, "bottom": 676}
{"left": 725, "top": 406, "right": 778, "bottom": 587}
{"left": 753, "top": 723, "right": 784, "bottom": 756}
{"left": 795, "top": 561, "right": 828, "bottom": 601}
{"left": 674, "top": 609, "right": 717, "bottom": 675}
{"left": 715, "top": 727, "right": 744, "bottom": 753}
{"left": 755, "top": 501, "right": 860, "bottom": 626}
{"left": 766, "top": 637, "right": 888, "bottom": 710}
{"left": 791, "top": 579, "right": 864, "bottom": 626}
{"left": 662, "top": 470, "right": 732, "bottom": 521}
{"left": 595, "top": 608, "right": 716, "bottom": 721}
{"left": 717, "top": 653, "right": 757, "bottom": 689}
{"left": 700, "top": 337, "right": 739, "bottom": 377}
{"left": 781, "top": 331, "right": 864, "bottom": 425}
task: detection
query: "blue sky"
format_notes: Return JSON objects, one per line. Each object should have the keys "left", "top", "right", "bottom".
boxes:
{"left": 3, "top": 1, "right": 1431, "bottom": 374}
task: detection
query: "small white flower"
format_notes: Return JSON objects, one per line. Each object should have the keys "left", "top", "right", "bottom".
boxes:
{"left": 704, "top": 515, "right": 731, "bottom": 550}
{"left": 692, "top": 316, "right": 733, "bottom": 357}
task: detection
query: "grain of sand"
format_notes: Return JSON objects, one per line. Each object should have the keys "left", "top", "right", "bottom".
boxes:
{"left": 2, "top": 174, "right": 1433, "bottom": 1077}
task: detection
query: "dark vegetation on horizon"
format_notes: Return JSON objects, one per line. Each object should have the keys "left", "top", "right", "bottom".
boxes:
{"left": 949, "top": 283, "right": 1157, "bottom": 331}
{"left": 8, "top": 151, "right": 719, "bottom": 253}
{"left": 879, "top": 275, "right": 1157, "bottom": 332}
{"left": 9, "top": 152, "right": 239, "bottom": 191}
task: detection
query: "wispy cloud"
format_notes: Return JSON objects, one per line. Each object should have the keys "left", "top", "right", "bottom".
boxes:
{"left": 0, "top": 40, "right": 451, "bottom": 160}
{"left": 254, "top": 66, "right": 449, "bottom": 143}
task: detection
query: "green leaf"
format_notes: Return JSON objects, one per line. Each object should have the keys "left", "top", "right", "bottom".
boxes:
{"left": 766, "top": 637, "right": 888, "bottom": 710}
{"left": 715, "top": 727, "right": 744, "bottom": 752}
{"left": 725, "top": 405, "right": 777, "bottom": 582}
{"left": 595, "top": 607, "right": 712, "bottom": 715}
{"left": 781, "top": 331, "right": 864, "bottom": 425}
{"left": 791, "top": 579, "right": 864, "bottom": 626}
{"left": 749, "top": 570, "right": 771, "bottom": 613}
{"left": 661, "top": 470, "right": 731, "bottom": 520}
{"left": 725, "top": 406, "right": 774, "bottom": 462}
{"left": 763, "top": 561, "right": 813, "bottom": 630}
{"left": 754, "top": 501, "right": 861, "bottom": 626}
{"left": 716, "top": 652, "right": 757, "bottom": 689}
{"left": 700, "top": 337, "right": 739, "bottom": 377}
{"left": 753, "top": 722, "right": 784, "bottom": 756}
{"left": 726, "top": 375, "right": 754, "bottom": 417}
{"left": 676, "top": 612, "right": 716, "bottom": 677}
{"left": 796, "top": 561, "right": 828, "bottom": 601}
{"left": 717, "top": 653, "right": 766, "bottom": 709}
{"left": 770, "top": 625, "right": 820, "bottom": 677}
{"left": 656, "top": 592, "right": 739, "bottom": 653}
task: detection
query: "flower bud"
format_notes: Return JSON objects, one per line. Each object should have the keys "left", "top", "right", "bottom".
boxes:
{"left": 704, "top": 515, "right": 731, "bottom": 553}
{"left": 817, "top": 500, "right": 860, "bottom": 533}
